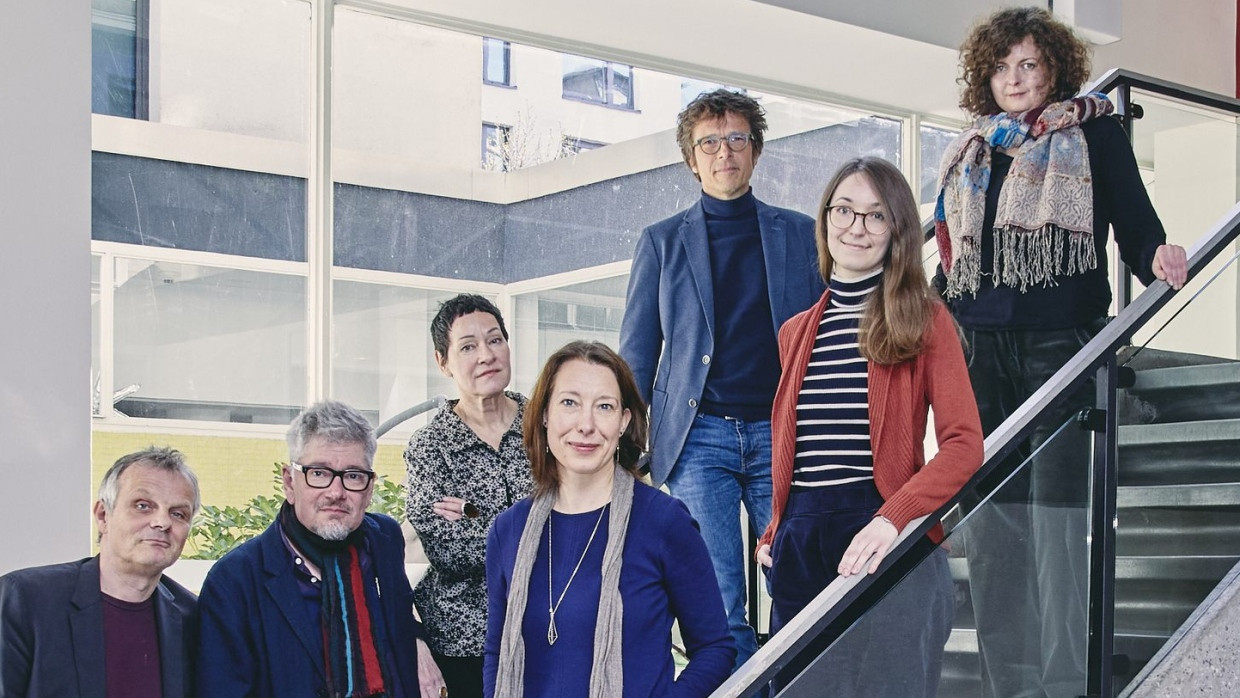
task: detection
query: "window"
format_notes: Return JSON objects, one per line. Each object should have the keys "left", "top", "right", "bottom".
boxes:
{"left": 561, "top": 55, "right": 634, "bottom": 109}
{"left": 482, "top": 37, "right": 512, "bottom": 86}
{"left": 680, "top": 80, "right": 745, "bottom": 108}
{"left": 562, "top": 136, "right": 606, "bottom": 154}
{"left": 481, "top": 122, "right": 512, "bottom": 171}
{"left": 92, "top": 0, "right": 147, "bottom": 118}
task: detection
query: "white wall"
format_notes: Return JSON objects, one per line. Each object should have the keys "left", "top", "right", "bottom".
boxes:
{"left": 0, "top": 1, "right": 92, "bottom": 573}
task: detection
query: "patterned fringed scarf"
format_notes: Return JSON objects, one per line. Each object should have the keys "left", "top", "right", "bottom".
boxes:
{"left": 279, "top": 503, "right": 389, "bottom": 698}
{"left": 934, "top": 93, "right": 1115, "bottom": 298}
{"left": 494, "top": 466, "right": 635, "bottom": 697}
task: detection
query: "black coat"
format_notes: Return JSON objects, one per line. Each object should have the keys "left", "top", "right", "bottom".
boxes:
{"left": 0, "top": 555, "right": 197, "bottom": 697}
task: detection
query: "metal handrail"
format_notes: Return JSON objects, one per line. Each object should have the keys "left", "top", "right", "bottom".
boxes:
{"left": 712, "top": 70, "right": 1240, "bottom": 696}
{"left": 376, "top": 395, "right": 447, "bottom": 438}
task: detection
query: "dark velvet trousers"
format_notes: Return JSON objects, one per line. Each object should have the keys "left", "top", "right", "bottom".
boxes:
{"left": 768, "top": 484, "right": 955, "bottom": 697}
{"left": 961, "top": 318, "right": 1104, "bottom": 698}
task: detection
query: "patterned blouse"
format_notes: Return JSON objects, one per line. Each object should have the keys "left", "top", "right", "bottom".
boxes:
{"left": 404, "top": 391, "right": 534, "bottom": 657}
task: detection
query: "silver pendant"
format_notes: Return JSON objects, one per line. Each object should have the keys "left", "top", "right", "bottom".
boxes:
{"left": 547, "top": 610, "right": 559, "bottom": 645}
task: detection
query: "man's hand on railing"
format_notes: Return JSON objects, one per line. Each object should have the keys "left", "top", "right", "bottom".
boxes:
{"left": 838, "top": 517, "right": 898, "bottom": 577}
{"left": 1152, "top": 243, "right": 1188, "bottom": 290}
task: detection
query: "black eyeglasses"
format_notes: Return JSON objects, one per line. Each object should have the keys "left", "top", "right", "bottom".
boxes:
{"left": 693, "top": 132, "right": 753, "bottom": 155}
{"left": 289, "top": 462, "right": 375, "bottom": 492}
{"left": 826, "top": 205, "right": 891, "bottom": 236}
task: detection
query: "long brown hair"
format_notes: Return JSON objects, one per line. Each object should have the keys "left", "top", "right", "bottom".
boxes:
{"left": 816, "top": 157, "right": 936, "bottom": 365}
{"left": 957, "top": 6, "right": 1091, "bottom": 117}
{"left": 522, "top": 341, "right": 649, "bottom": 496}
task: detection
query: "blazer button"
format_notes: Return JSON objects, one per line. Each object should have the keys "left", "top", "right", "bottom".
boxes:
{"left": 688, "top": 398, "right": 698, "bottom": 408}
{"left": 702, "top": 355, "right": 711, "bottom": 365}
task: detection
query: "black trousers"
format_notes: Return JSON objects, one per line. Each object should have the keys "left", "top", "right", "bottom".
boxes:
{"left": 768, "top": 484, "right": 955, "bottom": 697}
{"left": 961, "top": 318, "right": 1103, "bottom": 698}
{"left": 432, "top": 652, "right": 483, "bottom": 698}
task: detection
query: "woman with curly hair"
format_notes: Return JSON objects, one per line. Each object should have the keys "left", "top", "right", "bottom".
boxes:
{"left": 934, "top": 7, "right": 1187, "bottom": 697}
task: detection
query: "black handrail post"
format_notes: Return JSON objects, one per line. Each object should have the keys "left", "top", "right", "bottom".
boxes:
{"left": 1114, "top": 82, "right": 1136, "bottom": 313}
{"left": 1084, "top": 355, "right": 1120, "bottom": 698}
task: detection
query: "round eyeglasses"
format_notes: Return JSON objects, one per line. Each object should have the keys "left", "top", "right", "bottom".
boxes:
{"left": 827, "top": 205, "right": 891, "bottom": 236}
{"left": 290, "top": 462, "right": 375, "bottom": 492}
{"left": 693, "top": 132, "right": 753, "bottom": 155}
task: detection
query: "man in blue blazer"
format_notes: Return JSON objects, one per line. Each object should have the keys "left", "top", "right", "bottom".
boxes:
{"left": 0, "top": 447, "right": 200, "bottom": 697}
{"left": 619, "top": 89, "right": 824, "bottom": 666}
{"left": 197, "top": 400, "right": 444, "bottom": 697}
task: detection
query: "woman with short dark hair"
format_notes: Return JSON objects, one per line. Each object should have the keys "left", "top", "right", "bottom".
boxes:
{"left": 483, "top": 341, "right": 734, "bottom": 697}
{"left": 404, "top": 293, "right": 532, "bottom": 698}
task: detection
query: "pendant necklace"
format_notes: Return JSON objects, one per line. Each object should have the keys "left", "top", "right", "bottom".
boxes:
{"left": 547, "top": 503, "right": 609, "bottom": 646}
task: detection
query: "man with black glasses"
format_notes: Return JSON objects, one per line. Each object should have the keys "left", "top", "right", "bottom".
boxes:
{"left": 620, "top": 89, "right": 824, "bottom": 667}
{"left": 197, "top": 400, "right": 445, "bottom": 697}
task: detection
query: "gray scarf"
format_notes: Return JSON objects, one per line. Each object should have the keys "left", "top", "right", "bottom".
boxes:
{"left": 494, "top": 466, "right": 635, "bottom": 697}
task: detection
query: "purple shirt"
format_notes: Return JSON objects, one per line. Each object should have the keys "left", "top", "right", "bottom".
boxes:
{"left": 102, "top": 592, "right": 163, "bottom": 698}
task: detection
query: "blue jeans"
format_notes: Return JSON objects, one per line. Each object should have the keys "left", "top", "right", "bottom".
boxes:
{"left": 666, "top": 413, "right": 773, "bottom": 669}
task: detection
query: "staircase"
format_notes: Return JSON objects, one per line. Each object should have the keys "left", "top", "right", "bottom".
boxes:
{"left": 936, "top": 349, "right": 1240, "bottom": 696}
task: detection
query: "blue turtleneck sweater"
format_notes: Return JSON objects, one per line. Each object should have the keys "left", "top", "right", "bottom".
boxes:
{"left": 699, "top": 190, "right": 781, "bottom": 421}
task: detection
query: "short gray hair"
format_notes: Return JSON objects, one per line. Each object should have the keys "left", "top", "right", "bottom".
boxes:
{"left": 286, "top": 400, "right": 377, "bottom": 468}
{"left": 98, "top": 446, "right": 202, "bottom": 516}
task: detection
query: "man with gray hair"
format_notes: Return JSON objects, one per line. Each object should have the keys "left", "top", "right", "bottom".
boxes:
{"left": 197, "top": 400, "right": 444, "bottom": 697}
{"left": 0, "top": 446, "right": 201, "bottom": 697}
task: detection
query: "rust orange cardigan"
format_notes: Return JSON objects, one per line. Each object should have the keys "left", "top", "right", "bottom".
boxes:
{"left": 758, "top": 290, "right": 984, "bottom": 552}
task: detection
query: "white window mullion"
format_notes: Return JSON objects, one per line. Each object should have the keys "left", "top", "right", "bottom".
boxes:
{"left": 307, "top": 0, "right": 335, "bottom": 404}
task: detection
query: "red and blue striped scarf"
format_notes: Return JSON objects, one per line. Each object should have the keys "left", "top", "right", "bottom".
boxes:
{"left": 279, "top": 502, "right": 389, "bottom": 698}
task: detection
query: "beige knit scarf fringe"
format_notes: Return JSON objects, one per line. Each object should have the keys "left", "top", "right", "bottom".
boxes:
{"left": 494, "top": 466, "right": 635, "bottom": 697}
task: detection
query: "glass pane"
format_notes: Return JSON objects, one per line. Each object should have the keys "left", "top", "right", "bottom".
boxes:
{"left": 771, "top": 412, "right": 1093, "bottom": 698}
{"left": 511, "top": 275, "right": 629, "bottom": 393}
{"left": 92, "top": 255, "right": 104, "bottom": 416}
{"left": 92, "top": 0, "right": 139, "bottom": 118}
{"left": 1118, "top": 88, "right": 1240, "bottom": 334}
{"left": 332, "top": 282, "right": 480, "bottom": 439}
{"left": 150, "top": 0, "right": 310, "bottom": 140}
{"left": 1116, "top": 249, "right": 1240, "bottom": 691}
{"left": 112, "top": 259, "right": 306, "bottom": 423}
{"left": 330, "top": 8, "right": 901, "bottom": 280}
{"left": 919, "top": 123, "right": 960, "bottom": 207}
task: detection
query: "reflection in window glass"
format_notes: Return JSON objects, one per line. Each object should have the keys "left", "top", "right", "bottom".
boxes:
{"left": 482, "top": 37, "right": 511, "bottom": 86}
{"left": 511, "top": 275, "right": 629, "bottom": 393}
{"left": 112, "top": 260, "right": 306, "bottom": 424}
{"left": 333, "top": 282, "right": 475, "bottom": 438}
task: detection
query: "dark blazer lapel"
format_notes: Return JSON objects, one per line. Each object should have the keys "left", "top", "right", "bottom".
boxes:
{"left": 757, "top": 203, "right": 790, "bottom": 333}
{"left": 260, "top": 526, "right": 326, "bottom": 682}
{"left": 680, "top": 203, "right": 715, "bottom": 340}
{"left": 153, "top": 581, "right": 186, "bottom": 698}
{"left": 69, "top": 558, "right": 107, "bottom": 698}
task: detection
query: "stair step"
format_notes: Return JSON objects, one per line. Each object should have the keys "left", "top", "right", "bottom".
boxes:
{"left": 1118, "top": 482, "right": 1240, "bottom": 508}
{"left": 1119, "top": 419, "right": 1240, "bottom": 485}
{"left": 1117, "top": 508, "right": 1240, "bottom": 556}
{"left": 1128, "top": 362, "right": 1240, "bottom": 423}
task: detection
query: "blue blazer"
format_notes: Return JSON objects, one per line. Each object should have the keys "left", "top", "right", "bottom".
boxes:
{"left": 196, "top": 513, "right": 423, "bottom": 697}
{"left": 619, "top": 197, "right": 824, "bottom": 486}
{"left": 0, "top": 556, "right": 196, "bottom": 698}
